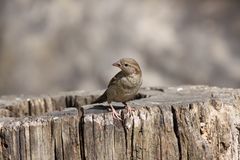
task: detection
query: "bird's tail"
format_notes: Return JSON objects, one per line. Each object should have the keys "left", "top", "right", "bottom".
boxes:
{"left": 92, "top": 91, "right": 107, "bottom": 104}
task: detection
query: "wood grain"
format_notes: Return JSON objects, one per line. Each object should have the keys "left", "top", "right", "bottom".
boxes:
{"left": 0, "top": 86, "right": 239, "bottom": 160}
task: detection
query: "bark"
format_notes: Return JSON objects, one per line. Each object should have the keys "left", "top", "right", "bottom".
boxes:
{"left": 0, "top": 86, "right": 239, "bottom": 160}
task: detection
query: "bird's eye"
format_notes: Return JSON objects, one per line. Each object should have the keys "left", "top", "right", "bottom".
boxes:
{"left": 124, "top": 63, "right": 128, "bottom": 67}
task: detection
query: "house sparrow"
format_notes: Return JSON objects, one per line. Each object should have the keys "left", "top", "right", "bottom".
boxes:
{"left": 92, "top": 58, "right": 142, "bottom": 120}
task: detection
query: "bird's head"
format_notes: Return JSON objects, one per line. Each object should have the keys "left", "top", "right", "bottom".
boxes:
{"left": 112, "top": 58, "right": 142, "bottom": 75}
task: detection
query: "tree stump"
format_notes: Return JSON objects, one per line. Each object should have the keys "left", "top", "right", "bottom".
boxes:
{"left": 0, "top": 86, "right": 239, "bottom": 160}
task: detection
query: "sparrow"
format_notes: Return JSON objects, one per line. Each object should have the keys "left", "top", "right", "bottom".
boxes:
{"left": 92, "top": 58, "right": 142, "bottom": 120}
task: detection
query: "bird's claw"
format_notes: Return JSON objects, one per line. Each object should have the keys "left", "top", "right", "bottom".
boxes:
{"left": 108, "top": 104, "right": 122, "bottom": 120}
{"left": 125, "top": 105, "right": 135, "bottom": 117}
{"left": 112, "top": 109, "right": 122, "bottom": 120}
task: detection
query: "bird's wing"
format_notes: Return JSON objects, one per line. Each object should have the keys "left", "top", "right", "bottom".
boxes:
{"left": 92, "top": 90, "right": 107, "bottom": 103}
{"left": 107, "top": 71, "right": 124, "bottom": 88}
{"left": 92, "top": 71, "right": 124, "bottom": 104}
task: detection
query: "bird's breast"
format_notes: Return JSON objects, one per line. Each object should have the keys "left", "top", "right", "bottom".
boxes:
{"left": 122, "top": 74, "right": 142, "bottom": 89}
{"left": 107, "top": 74, "right": 142, "bottom": 102}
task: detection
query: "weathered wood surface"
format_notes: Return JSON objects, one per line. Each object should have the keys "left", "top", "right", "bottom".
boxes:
{"left": 0, "top": 86, "right": 240, "bottom": 160}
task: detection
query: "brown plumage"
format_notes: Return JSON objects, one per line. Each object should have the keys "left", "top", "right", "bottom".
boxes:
{"left": 92, "top": 58, "right": 142, "bottom": 119}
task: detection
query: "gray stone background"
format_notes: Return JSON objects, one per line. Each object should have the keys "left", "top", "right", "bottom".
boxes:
{"left": 0, "top": 0, "right": 239, "bottom": 95}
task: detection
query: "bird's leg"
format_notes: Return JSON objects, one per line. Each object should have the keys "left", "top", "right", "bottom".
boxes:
{"left": 123, "top": 102, "right": 135, "bottom": 117}
{"left": 108, "top": 103, "right": 121, "bottom": 120}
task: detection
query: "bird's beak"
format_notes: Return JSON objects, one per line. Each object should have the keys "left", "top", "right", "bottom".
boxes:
{"left": 112, "top": 61, "right": 121, "bottom": 68}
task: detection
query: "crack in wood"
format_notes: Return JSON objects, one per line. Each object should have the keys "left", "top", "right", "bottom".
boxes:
{"left": 171, "top": 105, "right": 182, "bottom": 160}
{"left": 79, "top": 114, "right": 86, "bottom": 160}
{"left": 122, "top": 119, "right": 129, "bottom": 159}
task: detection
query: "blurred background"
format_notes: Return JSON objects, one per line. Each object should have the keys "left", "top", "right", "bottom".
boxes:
{"left": 0, "top": 0, "right": 240, "bottom": 95}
